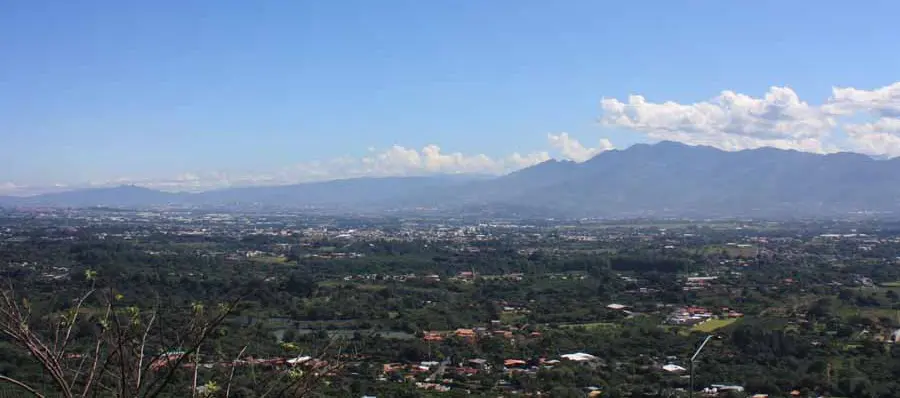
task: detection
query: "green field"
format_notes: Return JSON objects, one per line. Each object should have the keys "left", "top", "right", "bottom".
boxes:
{"left": 500, "top": 312, "right": 526, "bottom": 325}
{"left": 692, "top": 318, "right": 739, "bottom": 332}
{"left": 881, "top": 281, "right": 900, "bottom": 287}
{"left": 248, "top": 255, "right": 288, "bottom": 264}
{"left": 837, "top": 306, "right": 897, "bottom": 320}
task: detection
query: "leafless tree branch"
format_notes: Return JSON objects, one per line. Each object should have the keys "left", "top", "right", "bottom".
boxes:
{"left": 225, "top": 345, "right": 248, "bottom": 398}
{"left": 0, "top": 375, "right": 46, "bottom": 398}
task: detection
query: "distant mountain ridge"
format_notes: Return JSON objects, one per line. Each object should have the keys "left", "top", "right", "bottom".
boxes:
{"left": 0, "top": 175, "right": 487, "bottom": 210}
{"left": 3, "top": 142, "right": 900, "bottom": 217}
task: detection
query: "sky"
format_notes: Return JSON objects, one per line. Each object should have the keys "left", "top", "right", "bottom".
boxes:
{"left": 2, "top": 0, "right": 900, "bottom": 195}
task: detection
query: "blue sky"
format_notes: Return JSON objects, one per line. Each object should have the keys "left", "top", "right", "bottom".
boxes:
{"left": 2, "top": 0, "right": 900, "bottom": 193}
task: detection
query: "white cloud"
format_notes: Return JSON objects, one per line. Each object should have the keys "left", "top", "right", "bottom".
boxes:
{"left": 315, "top": 144, "right": 550, "bottom": 179}
{"left": 599, "top": 81, "right": 900, "bottom": 156}
{"left": 844, "top": 117, "right": 900, "bottom": 157}
{"left": 823, "top": 82, "right": 900, "bottom": 157}
{"left": 824, "top": 82, "right": 900, "bottom": 117}
{"left": 42, "top": 145, "right": 552, "bottom": 194}
{"left": 600, "top": 86, "right": 837, "bottom": 153}
{"left": 547, "top": 133, "right": 614, "bottom": 162}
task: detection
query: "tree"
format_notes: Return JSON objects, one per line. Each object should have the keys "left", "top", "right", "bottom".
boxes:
{"left": 0, "top": 274, "right": 341, "bottom": 398}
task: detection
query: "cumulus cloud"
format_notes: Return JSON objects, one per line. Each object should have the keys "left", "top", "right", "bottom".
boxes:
{"left": 314, "top": 144, "right": 550, "bottom": 179}
{"left": 600, "top": 86, "right": 836, "bottom": 153}
{"left": 844, "top": 117, "right": 900, "bottom": 157}
{"left": 547, "top": 133, "right": 614, "bottom": 162}
{"left": 600, "top": 81, "right": 900, "bottom": 156}
{"left": 824, "top": 82, "right": 900, "bottom": 117}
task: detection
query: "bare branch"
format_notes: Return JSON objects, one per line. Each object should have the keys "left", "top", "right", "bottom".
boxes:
{"left": 57, "top": 284, "right": 97, "bottom": 359}
{"left": 191, "top": 342, "right": 202, "bottom": 398}
{"left": 80, "top": 301, "right": 112, "bottom": 398}
{"left": 1, "top": 283, "right": 74, "bottom": 398}
{"left": 0, "top": 375, "right": 47, "bottom": 398}
{"left": 261, "top": 338, "right": 344, "bottom": 398}
{"left": 225, "top": 345, "right": 248, "bottom": 398}
{"left": 135, "top": 298, "right": 158, "bottom": 391}
{"left": 67, "top": 350, "right": 89, "bottom": 392}
{"left": 1, "top": 277, "right": 291, "bottom": 398}
{"left": 144, "top": 296, "right": 241, "bottom": 398}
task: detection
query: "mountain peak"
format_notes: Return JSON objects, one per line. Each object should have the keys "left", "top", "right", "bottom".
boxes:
{"left": 654, "top": 140, "right": 693, "bottom": 149}
{"left": 614, "top": 140, "right": 714, "bottom": 155}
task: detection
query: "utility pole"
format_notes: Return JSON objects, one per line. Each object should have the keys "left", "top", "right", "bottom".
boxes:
{"left": 689, "top": 335, "right": 716, "bottom": 398}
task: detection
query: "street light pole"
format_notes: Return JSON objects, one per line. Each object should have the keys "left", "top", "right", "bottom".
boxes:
{"left": 689, "top": 335, "right": 715, "bottom": 398}
{"left": 689, "top": 360, "right": 694, "bottom": 398}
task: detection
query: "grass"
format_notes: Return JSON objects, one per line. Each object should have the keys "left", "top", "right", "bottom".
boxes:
{"left": 836, "top": 305, "right": 897, "bottom": 320}
{"left": 353, "top": 284, "right": 389, "bottom": 291}
{"left": 691, "top": 318, "right": 739, "bottom": 333}
{"left": 317, "top": 280, "right": 343, "bottom": 288}
{"left": 499, "top": 312, "right": 526, "bottom": 325}
{"left": 881, "top": 281, "right": 900, "bottom": 287}
{"left": 248, "top": 255, "right": 288, "bottom": 264}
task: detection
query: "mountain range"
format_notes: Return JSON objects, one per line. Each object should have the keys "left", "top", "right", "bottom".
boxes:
{"left": 4, "top": 141, "right": 900, "bottom": 218}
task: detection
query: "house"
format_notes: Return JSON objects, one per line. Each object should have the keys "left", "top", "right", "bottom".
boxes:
{"left": 420, "top": 361, "right": 439, "bottom": 369}
{"left": 457, "top": 271, "right": 475, "bottom": 280}
{"left": 382, "top": 363, "right": 403, "bottom": 374}
{"left": 415, "top": 382, "right": 450, "bottom": 392}
{"left": 454, "top": 328, "right": 476, "bottom": 339}
{"left": 662, "top": 364, "right": 687, "bottom": 373}
{"left": 455, "top": 367, "right": 479, "bottom": 376}
{"left": 667, "top": 306, "right": 714, "bottom": 325}
{"left": 467, "top": 358, "right": 490, "bottom": 370}
{"left": 561, "top": 352, "right": 598, "bottom": 362}
{"left": 423, "top": 331, "right": 444, "bottom": 342}
{"left": 704, "top": 384, "right": 744, "bottom": 395}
